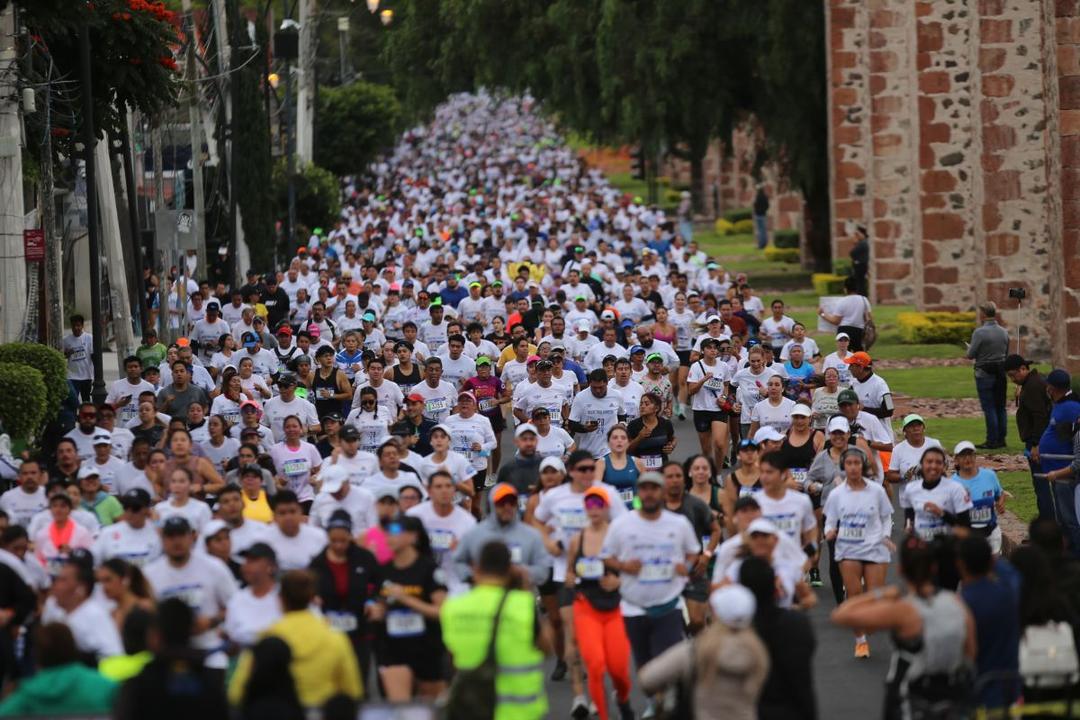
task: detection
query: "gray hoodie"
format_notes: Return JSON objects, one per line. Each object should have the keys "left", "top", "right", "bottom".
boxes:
{"left": 452, "top": 500, "right": 550, "bottom": 587}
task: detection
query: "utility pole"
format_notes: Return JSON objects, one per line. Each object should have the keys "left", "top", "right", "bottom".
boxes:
{"left": 182, "top": 0, "right": 207, "bottom": 281}
{"left": 337, "top": 15, "right": 349, "bottom": 83}
{"left": 282, "top": 0, "right": 297, "bottom": 248}
{"left": 119, "top": 110, "right": 149, "bottom": 334}
{"left": 152, "top": 125, "right": 170, "bottom": 343}
{"left": 80, "top": 20, "right": 107, "bottom": 406}
{"left": 295, "top": 0, "right": 316, "bottom": 164}
{"left": 95, "top": 141, "right": 136, "bottom": 366}
{"left": 0, "top": 4, "right": 27, "bottom": 344}
{"left": 40, "top": 78, "right": 62, "bottom": 347}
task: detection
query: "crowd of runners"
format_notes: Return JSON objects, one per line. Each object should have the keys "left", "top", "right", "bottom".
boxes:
{"left": 10, "top": 91, "right": 1079, "bottom": 719}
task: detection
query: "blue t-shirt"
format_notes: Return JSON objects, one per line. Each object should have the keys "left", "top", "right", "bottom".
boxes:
{"left": 960, "top": 574, "right": 1019, "bottom": 708}
{"left": 784, "top": 361, "right": 816, "bottom": 383}
{"left": 1038, "top": 395, "right": 1080, "bottom": 474}
{"left": 952, "top": 468, "right": 1002, "bottom": 530}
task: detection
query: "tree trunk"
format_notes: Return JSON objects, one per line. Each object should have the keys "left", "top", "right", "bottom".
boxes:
{"left": 803, "top": 184, "right": 832, "bottom": 273}
{"left": 689, "top": 147, "right": 706, "bottom": 216}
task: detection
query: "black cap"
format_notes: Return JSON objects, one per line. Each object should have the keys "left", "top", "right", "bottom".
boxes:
{"left": 239, "top": 463, "right": 263, "bottom": 477}
{"left": 340, "top": 425, "right": 361, "bottom": 441}
{"left": 68, "top": 548, "right": 94, "bottom": 568}
{"left": 1003, "top": 354, "right": 1030, "bottom": 372}
{"left": 321, "top": 412, "right": 344, "bottom": 424}
{"left": 277, "top": 372, "right": 298, "bottom": 387}
{"left": 162, "top": 516, "right": 193, "bottom": 536}
{"left": 239, "top": 542, "right": 277, "bottom": 562}
{"left": 326, "top": 509, "right": 353, "bottom": 532}
{"left": 121, "top": 488, "right": 152, "bottom": 509}
{"left": 733, "top": 495, "right": 761, "bottom": 513}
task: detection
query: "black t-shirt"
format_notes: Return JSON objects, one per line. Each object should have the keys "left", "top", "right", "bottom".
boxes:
{"left": 626, "top": 416, "right": 675, "bottom": 460}
{"left": 375, "top": 554, "right": 447, "bottom": 652}
{"left": 668, "top": 494, "right": 712, "bottom": 547}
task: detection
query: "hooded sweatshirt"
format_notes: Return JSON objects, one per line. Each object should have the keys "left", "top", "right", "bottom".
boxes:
{"left": 0, "top": 662, "right": 116, "bottom": 716}
{"left": 452, "top": 496, "right": 550, "bottom": 587}
{"left": 228, "top": 610, "right": 362, "bottom": 708}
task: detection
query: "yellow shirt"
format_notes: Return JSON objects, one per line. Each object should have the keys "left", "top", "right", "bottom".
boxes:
{"left": 242, "top": 490, "right": 273, "bottom": 524}
{"left": 498, "top": 344, "right": 536, "bottom": 370}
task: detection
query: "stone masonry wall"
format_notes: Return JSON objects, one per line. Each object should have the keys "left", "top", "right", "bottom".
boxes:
{"left": 827, "top": 0, "right": 1076, "bottom": 368}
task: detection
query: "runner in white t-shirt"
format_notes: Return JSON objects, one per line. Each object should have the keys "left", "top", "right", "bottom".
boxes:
{"left": 567, "top": 371, "right": 625, "bottom": 459}
{"left": 406, "top": 471, "right": 477, "bottom": 593}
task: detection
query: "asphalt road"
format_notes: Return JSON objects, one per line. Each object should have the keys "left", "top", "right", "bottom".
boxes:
{"left": 534, "top": 413, "right": 897, "bottom": 719}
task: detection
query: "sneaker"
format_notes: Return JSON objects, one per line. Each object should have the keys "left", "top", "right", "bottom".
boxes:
{"left": 641, "top": 700, "right": 656, "bottom": 719}
{"left": 617, "top": 701, "right": 635, "bottom": 720}
{"left": 571, "top": 695, "right": 590, "bottom": 719}
{"left": 550, "top": 659, "right": 567, "bottom": 681}
{"left": 855, "top": 640, "right": 870, "bottom": 659}
{"left": 809, "top": 567, "right": 822, "bottom": 587}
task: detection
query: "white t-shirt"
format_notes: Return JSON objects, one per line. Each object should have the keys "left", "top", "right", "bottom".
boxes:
{"left": 113, "top": 463, "right": 155, "bottom": 496}
{"left": 225, "top": 520, "right": 270, "bottom": 561}
{"left": 210, "top": 395, "right": 244, "bottom": 427}
{"left": 416, "top": 451, "right": 475, "bottom": 490}
{"left": 107, "top": 378, "right": 157, "bottom": 425}
{"left": 407, "top": 502, "right": 477, "bottom": 592}
{"left": 687, "top": 359, "right": 730, "bottom": 412}
{"left": 309, "top": 486, "right": 379, "bottom": 533}
{"left": 601, "top": 510, "right": 699, "bottom": 614}
{"left": 224, "top": 586, "right": 282, "bottom": 649}
{"left": 888, "top": 437, "right": 943, "bottom": 482}
{"left": 535, "top": 427, "right": 575, "bottom": 459}
{"left": 261, "top": 396, "right": 320, "bottom": 442}
{"left": 42, "top": 596, "right": 122, "bottom": 660}
{"left": 412, "top": 380, "right": 459, "bottom": 423}
{"left": 823, "top": 480, "right": 893, "bottom": 563}
{"left": 852, "top": 373, "right": 894, "bottom": 441}
{"left": 760, "top": 316, "right": 796, "bottom": 348}
{"left": 608, "top": 380, "right": 644, "bottom": 421}
{"left": 583, "top": 343, "right": 629, "bottom": 371}
{"left": 756, "top": 489, "right": 817, "bottom": 543}
{"left": 750, "top": 397, "right": 797, "bottom": 434}
{"left": 835, "top": 294, "right": 870, "bottom": 328}
{"left": 443, "top": 413, "right": 498, "bottom": 472}
{"left": 822, "top": 352, "right": 853, "bottom": 385}
{"left": 263, "top": 523, "right": 329, "bottom": 570}
{"left": 343, "top": 408, "right": 393, "bottom": 454}
{"left": 201, "top": 438, "right": 240, "bottom": 475}
{"left": 63, "top": 333, "right": 94, "bottom": 381}
{"left": 325, "top": 451, "right": 379, "bottom": 490}
{"left": 269, "top": 441, "right": 322, "bottom": 502}
{"left": 899, "top": 478, "right": 973, "bottom": 541}
{"left": 729, "top": 367, "right": 769, "bottom": 424}
{"left": 438, "top": 354, "right": 476, "bottom": 389}
{"left": 501, "top": 359, "right": 530, "bottom": 390}
{"left": 0, "top": 487, "right": 47, "bottom": 529}
{"left": 154, "top": 498, "right": 213, "bottom": 534}
{"left": 144, "top": 553, "right": 238, "bottom": 666}
{"left": 779, "top": 337, "right": 821, "bottom": 360}
{"left": 568, "top": 388, "right": 624, "bottom": 458}
{"left": 515, "top": 383, "right": 570, "bottom": 428}
{"left": 711, "top": 531, "right": 806, "bottom": 586}
{"left": 535, "top": 482, "right": 628, "bottom": 582}
{"left": 92, "top": 520, "right": 163, "bottom": 567}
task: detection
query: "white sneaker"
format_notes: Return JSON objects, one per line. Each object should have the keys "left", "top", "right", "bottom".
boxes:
{"left": 571, "top": 695, "right": 590, "bottom": 720}
{"left": 641, "top": 700, "right": 656, "bottom": 719}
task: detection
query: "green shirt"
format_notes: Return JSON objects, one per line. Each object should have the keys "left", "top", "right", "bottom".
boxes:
{"left": 136, "top": 342, "right": 168, "bottom": 369}
{"left": 83, "top": 493, "right": 124, "bottom": 526}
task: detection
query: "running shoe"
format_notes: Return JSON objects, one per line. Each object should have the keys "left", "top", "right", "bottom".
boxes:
{"left": 855, "top": 640, "right": 870, "bottom": 659}
{"left": 617, "top": 701, "right": 635, "bottom": 720}
{"left": 571, "top": 695, "right": 590, "bottom": 719}
{"left": 641, "top": 700, "right": 656, "bottom": 719}
{"left": 809, "top": 567, "right": 822, "bottom": 587}
{"left": 551, "top": 658, "right": 567, "bottom": 681}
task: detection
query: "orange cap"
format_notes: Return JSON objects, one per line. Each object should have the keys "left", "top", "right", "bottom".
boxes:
{"left": 490, "top": 483, "right": 519, "bottom": 505}
{"left": 843, "top": 351, "right": 872, "bottom": 366}
{"left": 175, "top": 337, "right": 190, "bottom": 348}
{"left": 583, "top": 486, "right": 610, "bottom": 505}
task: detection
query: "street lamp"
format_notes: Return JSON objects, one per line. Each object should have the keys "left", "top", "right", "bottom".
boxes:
{"left": 380, "top": 8, "right": 393, "bottom": 25}
{"left": 366, "top": 0, "right": 379, "bottom": 13}
{"left": 336, "top": 16, "right": 349, "bottom": 82}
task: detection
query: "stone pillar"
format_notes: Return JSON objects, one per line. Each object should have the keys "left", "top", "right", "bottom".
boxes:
{"left": 1056, "top": 0, "right": 1080, "bottom": 370}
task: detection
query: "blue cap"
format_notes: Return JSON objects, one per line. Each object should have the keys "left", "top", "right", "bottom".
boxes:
{"left": 621, "top": 318, "right": 634, "bottom": 328}
{"left": 629, "top": 345, "right": 645, "bottom": 355}
{"left": 746, "top": 338, "right": 761, "bottom": 347}
{"left": 1047, "top": 369, "right": 1072, "bottom": 389}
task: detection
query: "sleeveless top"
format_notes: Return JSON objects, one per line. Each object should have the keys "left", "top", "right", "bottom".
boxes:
{"left": 572, "top": 528, "right": 620, "bottom": 612}
{"left": 729, "top": 470, "right": 762, "bottom": 497}
{"left": 163, "top": 455, "right": 212, "bottom": 494}
{"left": 604, "top": 455, "right": 640, "bottom": 508}
{"left": 653, "top": 327, "right": 676, "bottom": 345}
{"left": 242, "top": 489, "right": 273, "bottom": 523}
{"left": 312, "top": 367, "right": 346, "bottom": 418}
{"left": 390, "top": 363, "right": 422, "bottom": 397}
{"left": 781, "top": 431, "right": 821, "bottom": 489}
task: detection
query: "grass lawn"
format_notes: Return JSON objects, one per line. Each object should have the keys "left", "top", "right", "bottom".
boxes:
{"left": 699, "top": 231, "right": 759, "bottom": 258}
{"left": 881, "top": 365, "right": 977, "bottom": 399}
{"left": 1000, "top": 471, "right": 1037, "bottom": 524}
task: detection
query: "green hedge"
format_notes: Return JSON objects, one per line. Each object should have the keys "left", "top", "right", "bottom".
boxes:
{"left": 0, "top": 343, "right": 68, "bottom": 423}
{"left": 0, "top": 363, "right": 47, "bottom": 438}
{"left": 897, "top": 311, "right": 977, "bottom": 344}
{"left": 764, "top": 246, "right": 800, "bottom": 264}
{"left": 723, "top": 207, "right": 753, "bottom": 223}
{"left": 773, "top": 229, "right": 800, "bottom": 249}
{"left": 732, "top": 219, "right": 754, "bottom": 234}
{"left": 832, "top": 258, "right": 853, "bottom": 276}
{"left": 812, "top": 273, "right": 847, "bottom": 296}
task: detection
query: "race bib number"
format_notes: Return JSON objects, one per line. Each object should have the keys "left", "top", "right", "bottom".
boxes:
{"left": 770, "top": 514, "right": 800, "bottom": 537}
{"left": 429, "top": 529, "right": 455, "bottom": 551}
{"left": 916, "top": 516, "right": 947, "bottom": 540}
{"left": 120, "top": 405, "right": 139, "bottom": 423}
{"left": 325, "top": 611, "right": 358, "bottom": 633}
{"left": 518, "top": 494, "right": 530, "bottom": 514}
{"left": 970, "top": 506, "right": 993, "bottom": 525}
{"left": 738, "top": 485, "right": 759, "bottom": 498}
{"left": 639, "top": 560, "right": 674, "bottom": 583}
{"left": 386, "top": 610, "right": 425, "bottom": 638}
{"left": 478, "top": 397, "right": 497, "bottom": 413}
{"left": 558, "top": 507, "right": 588, "bottom": 531}
{"left": 575, "top": 557, "right": 604, "bottom": 580}
{"left": 282, "top": 459, "right": 308, "bottom": 478}
{"left": 838, "top": 523, "right": 865, "bottom": 542}
{"left": 791, "top": 469, "right": 809, "bottom": 488}
{"left": 70, "top": 347, "right": 86, "bottom": 362}
{"left": 424, "top": 398, "right": 448, "bottom": 417}
{"left": 642, "top": 455, "right": 663, "bottom": 470}
{"left": 618, "top": 488, "right": 635, "bottom": 506}
{"left": 704, "top": 377, "right": 725, "bottom": 392}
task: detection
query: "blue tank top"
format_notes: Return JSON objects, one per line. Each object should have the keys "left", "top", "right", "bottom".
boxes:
{"left": 604, "top": 454, "right": 640, "bottom": 508}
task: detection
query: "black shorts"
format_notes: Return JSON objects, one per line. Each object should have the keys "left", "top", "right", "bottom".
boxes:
{"left": 693, "top": 410, "right": 729, "bottom": 433}
{"left": 539, "top": 569, "right": 560, "bottom": 597}
{"left": 683, "top": 576, "right": 710, "bottom": 603}
{"left": 377, "top": 639, "right": 446, "bottom": 681}
{"left": 471, "top": 470, "right": 488, "bottom": 494}
{"left": 485, "top": 412, "right": 507, "bottom": 434}
{"left": 677, "top": 350, "right": 692, "bottom": 367}
{"left": 557, "top": 585, "right": 575, "bottom": 608}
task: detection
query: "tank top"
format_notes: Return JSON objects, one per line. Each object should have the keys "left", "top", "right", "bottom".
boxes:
{"left": 653, "top": 326, "right": 676, "bottom": 345}
{"left": 781, "top": 431, "right": 821, "bottom": 489}
{"left": 729, "top": 470, "right": 762, "bottom": 497}
{"left": 163, "top": 456, "right": 212, "bottom": 494}
{"left": 603, "top": 454, "right": 640, "bottom": 508}
{"left": 242, "top": 489, "right": 273, "bottom": 523}
{"left": 312, "top": 367, "right": 346, "bottom": 418}
{"left": 390, "top": 363, "right": 421, "bottom": 397}
{"left": 572, "top": 528, "right": 620, "bottom": 612}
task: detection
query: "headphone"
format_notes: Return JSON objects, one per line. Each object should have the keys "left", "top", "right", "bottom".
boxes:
{"left": 840, "top": 446, "right": 871, "bottom": 477}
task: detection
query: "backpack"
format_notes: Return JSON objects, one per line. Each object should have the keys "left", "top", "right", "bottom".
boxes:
{"left": 1020, "top": 621, "right": 1080, "bottom": 688}
{"left": 445, "top": 590, "right": 510, "bottom": 720}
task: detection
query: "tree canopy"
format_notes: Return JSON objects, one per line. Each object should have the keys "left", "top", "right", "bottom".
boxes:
{"left": 315, "top": 81, "right": 401, "bottom": 177}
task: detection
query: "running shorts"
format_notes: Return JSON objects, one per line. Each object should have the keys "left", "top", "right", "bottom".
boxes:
{"left": 677, "top": 350, "right": 692, "bottom": 367}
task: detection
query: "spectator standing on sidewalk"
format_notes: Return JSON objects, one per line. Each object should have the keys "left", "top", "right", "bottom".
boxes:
{"left": 1004, "top": 355, "right": 1052, "bottom": 519}
{"left": 849, "top": 225, "right": 870, "bottom": 297}
{"left": 752, "top": 185, "right": 769, "bottom": 250}
{"left": 967, "top": 302, "right": 1010, "bottom": 449}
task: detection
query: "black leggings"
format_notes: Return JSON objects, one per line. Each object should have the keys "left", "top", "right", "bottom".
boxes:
{"left": 826, "top": 537, "right": 845, "bottom": 606}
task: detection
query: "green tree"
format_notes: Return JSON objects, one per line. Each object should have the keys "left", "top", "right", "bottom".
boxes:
{"left": 272, "top": 160, "right": 341, "bottom": 248}
{"left": 315, "top": 81, "right": 401, "bottom": 177}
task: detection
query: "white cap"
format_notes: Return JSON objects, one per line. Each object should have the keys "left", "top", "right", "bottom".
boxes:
{"left": 539, "top": 456, "right": 566, "bottom": 474}
{"left": 92, "top": 430, "right": 112, "bottom": 445}
{"left": 835, "top": 332, "right": 851, "bottom": 341}
{"left": 515, "top": 423, "right": 539, "bottom": 438}
{"left": 790, "top": 404, "right": 812, "bottom": 417}
{"left": 201, "top": 519, "right": 229, "bottom": 538}
{"left": 600, "top": 310, "right": 616, "bottom": 320}
{"left": 76, "top": 465, "right": 100, "bottom": 481}
{"left": 431, "top": 423, "right": 453, "bottom": 438}
{"left": 953, "top": 440, "right": 977, "bottom": 455}
{"left": 709, "top": 585, "right": 757, "bottom": 630}
{"left": 576, "top": 320, "right": 592, "bottom": 332}
{"left": 753, "top": 426, "right": 784, "bottom": 444}
{"left": 746, "top": 518, "right": 779, "bottom": 536}
{"left": 705, "top": 314, "right": 722, "bottom": 324}
{"left": 319, "top": 464, "right": 349, "bottom": 494}
{"left": 827, "top": 416, "right": 851, "bottom": 434}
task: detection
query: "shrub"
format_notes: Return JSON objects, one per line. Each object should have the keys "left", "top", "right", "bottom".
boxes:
{"left": 0, "top": 343, "right": 68, "bottom": 423}
{"left": 723, "top": 207, "right": 753, "bottom": 223}
{"left": 664, "top": 189, "right": 683, "bottom": 205}
{"left": 812, "top": 273, "right": 847, "bottom": 296}
{"left": 897, "top": 312, "right": 977, "bottom": 344}
{"left": 774, "top": 229, "right": 800, "bottom": 249}
{"left": 832, "top": 258, "right": 853, "bottom": 276}
{"left": 732, "top": 219, "right": 754, "bottom": 234}
{"left": 714, "top": 218, "right": 736, "bottom": 236}
{"left": 764, "top": 246, "right": 800, "bottom": 264}
{"left": 0, "top": 364, "right": 47, "bottom": 438}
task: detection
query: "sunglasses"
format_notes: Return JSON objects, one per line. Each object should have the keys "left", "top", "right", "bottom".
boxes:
{"left": 573, "top": 465, "right": 595, "bottom": 473}
{"left": 584, "top": 497, "right": 607, "bottom": 509}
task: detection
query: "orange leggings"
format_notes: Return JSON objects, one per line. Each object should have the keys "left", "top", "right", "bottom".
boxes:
{"left": 572, "top": 595, "right": 632, "bottom": 720}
